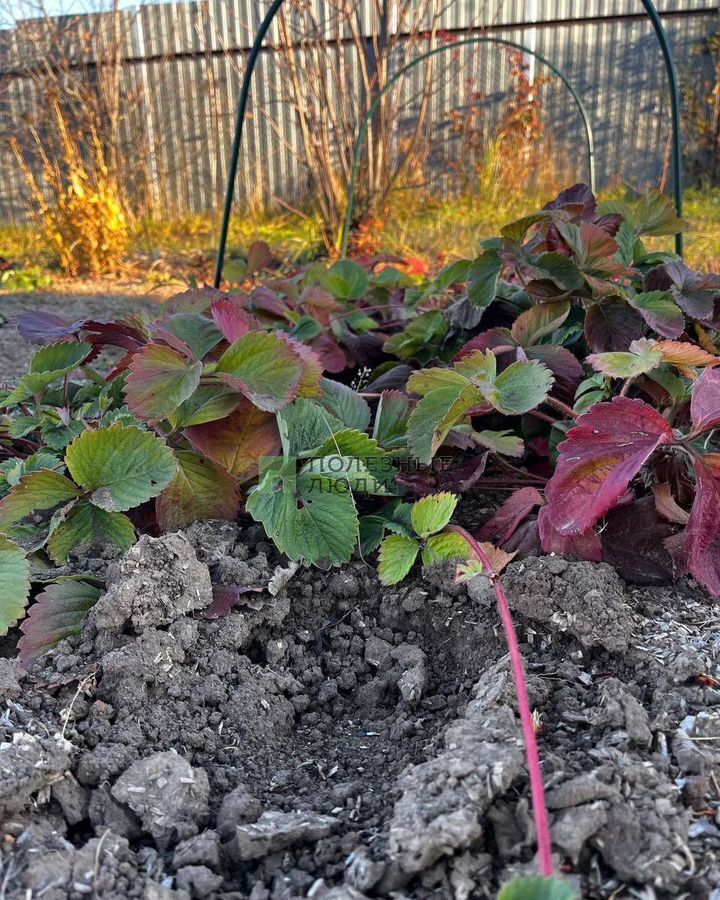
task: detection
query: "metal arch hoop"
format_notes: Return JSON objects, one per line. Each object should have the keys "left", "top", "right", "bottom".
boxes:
{"left": 337, "top": 35, "right": 596, "bottom": 257}
{"left": 640, "top": 0, "right": 684, "bottom": 256}
{"left": 214, "top": 0, "right": 684, "bottom": 286}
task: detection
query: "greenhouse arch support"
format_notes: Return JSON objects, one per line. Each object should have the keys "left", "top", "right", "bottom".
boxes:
{"left": 337, "top": 35, "right": 595, "bottom": 257}
{"left": 214, "top": 0, "right": 684, "bottom": 286}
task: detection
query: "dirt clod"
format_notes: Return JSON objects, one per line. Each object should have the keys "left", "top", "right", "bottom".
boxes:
{"left": 111, "top": 751, "right": 210, "bottom": 848}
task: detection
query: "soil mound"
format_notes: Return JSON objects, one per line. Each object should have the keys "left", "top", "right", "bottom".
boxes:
{"left": 2, "top": 522, "right": 720, "bottom": 898}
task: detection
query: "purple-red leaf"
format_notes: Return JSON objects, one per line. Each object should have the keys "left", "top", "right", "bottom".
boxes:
{"left": 584, "top": 299, "right": 644, "bottom": 352}
{"left": 526, "top": 345, "right": 583, "bottom": 395}
{"left": 545, "top": 397, "right": 674, "bottom": 533}
{"left": 538, "top": 506, "right": 602, "bottom": 561}
{"left": 645, "top": 261, "right": 720, "bottom": 321}
{"left": 83, "top": 316, "right": 150, "bottom": 353}
{"left": 211, "top": 298, "right": 261, "bottom": 343}
{"left": 455, "top": 328, "right": 516, "bottom": 360}
{"left": 16, "top": 312, "right": 83, "bottom": 345}
{"left": 203, "top": 585, "right": 264, "bottom": 619}
{"left": 544, "top": 183, "right": 597, "bottom": 220}
{"left": 690, "top": 368, "right": 720, "bottom": 434}
{"left": 309, "top": 334, "right": 347, "bottom": 373}
{"left": 601, "top": 496, "right": 679, "bottom": 585}
{"left": 477, "top": 487, "right": 544, "bottom": 544}
{"left": 686, "top": 459, "right": 720, "bottom": 596}
{"left": 395, "top": 454, "right": 488, "bottom": 498}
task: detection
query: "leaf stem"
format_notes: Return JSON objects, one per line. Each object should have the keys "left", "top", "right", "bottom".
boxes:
{"left": 619, "top": 376, "right": 635, "bottom": 398}
{"left": 526, "top": 409, "right": 560, "bottom": 427}
{"left": 494, "top": 456, "right": 548, "bottom": 484}
{"left": 543, "top": 396, "right": 577, "bottom": 420}
{"left": 447, "top": 524, "right": 554, "bottom": 879}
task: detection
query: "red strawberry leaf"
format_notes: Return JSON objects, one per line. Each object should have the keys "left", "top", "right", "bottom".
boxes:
{"left": 211, "top": 298, "right": 261, "bottom": 343}
{"left": 690, "top": 368, "right": 720, "bottom": 434}
{"left": 184, "top": 399, "right": 281, "bottom": 485}
{"left": 455, "top": 328, "right": 516, "bottom": 359}
{"left": 203, "top": 585, "right": 264, "bottom": 620}
{"left": 538, "top": 506, "right": 602, "bottom": 561}
{"left": 686, "top": 459, "right": 720, "bottom": 596}
{"left": 545, "top": 397, "right": 674, "bottom": 533}
{"left": 477, "top": 487, "right": 544, "bottom": 545}
{"left": 18, "top": 580, "right": 102, "bottom": 667}
{"left": 156, "top": 450, "right": 241, "bottom": 531}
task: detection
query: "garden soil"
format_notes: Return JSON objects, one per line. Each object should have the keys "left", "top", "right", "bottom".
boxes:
{"left": 0, "top": 286, "right": 161, "bottom": 380}
{"left": 2, "top": 522, "right": 720, "bottom": 899}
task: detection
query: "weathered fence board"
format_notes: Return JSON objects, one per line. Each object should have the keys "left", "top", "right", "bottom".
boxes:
{"left": 0, "top": 0, "right": 717, "bottom": 224}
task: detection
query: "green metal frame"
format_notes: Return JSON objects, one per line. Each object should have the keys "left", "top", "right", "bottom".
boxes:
{"left": 214, "top": 0, "right": 684, "bottom": 286}
{"left": 338, "top": 35, "right": 596, "bottom": 257}
{"left": 640, "top": 0, "right": 684, "bottom": 256}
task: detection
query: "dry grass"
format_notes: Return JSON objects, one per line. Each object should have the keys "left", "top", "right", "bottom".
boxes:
{"left": 2, "top": 185, "right": 720, "bottom": 290}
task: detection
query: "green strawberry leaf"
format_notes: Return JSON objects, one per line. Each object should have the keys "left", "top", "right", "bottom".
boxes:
{"left": 493, "top": 360, "right": 554, "bottom": 415}
{"left": 0, "top": 535, "right": 30, "bottom": 635}
{"left": 588, "top": 337, "right": 663, "bottom": 378}
{"left": 65, "top": 424, "right": 177, "bottom": 513}
{"left": 30, "top": 341, "right": 93, "bottom": 375}
{"left": 156, "top": 450, "right": 241, "bottom": 531}
{"left": 0, "top": 470, "right": 82, "bottom": 529}
{"left": 467, "top": 249, "right": 502, "bottom": 307}
{"left": 468, "top": 428, "right": 525, "bottom": 458}
{"left": 407, "top": 367, "right": 469, "bottom": 396}
{"left": 498, "top": 875, "right": 577, "bottom": 900}
{"left": 301, "top": 453, "right": 391, "bottom": 496}
{"left": 407, "top": 385, "right": 481, "bottom": 464}
{"left": 320, "top": 378, "right": 371, "bottom": 431}
{"left": 155, "top": 313, "right": 224, "bottom": 359}
{"left": 0, "top": 451, "right": 63, "bottom": 496}
{"left": 378, "top": 534, "right": 420, "bottom": 585}
{"left": 411, "top": 492, "right": 458, "bottom": 538}
{"left": 277, "top": 400, "right": 344, "bottom": 457}
{"left": 170, "top": 384, "right": 243, "bottom": 428}
{"left": 47, "top": 501, "right": 136, "bottom": 564}
{"left": 18, "top": 579, "right": 103, "bottom": 666}
{"left": 454, "top": 349, "right": 498, "bottom": 382}
{"left": 247, "top": 464, "right": 358, "bottom": 566}
{"left": 372, "top": 391, "right": 412, "bottom": 449}
{"left": 321, "top": 260, "right": 369, "bottom": 300}
{"left": 216, "top": 331, "right": 304, "bottom": 412}
{"left": 125, "top": 344, "right": 203, "bottom": 421}
{"left": 422, "top": 530, "right": 470, "bottom": 565}
{"left": 4, "top": 341, "right": 93, "bottom": 405}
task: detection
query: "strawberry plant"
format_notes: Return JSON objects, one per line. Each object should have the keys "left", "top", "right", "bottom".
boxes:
{"left": 1, "top": 183, "right": 719, "bottom": 665}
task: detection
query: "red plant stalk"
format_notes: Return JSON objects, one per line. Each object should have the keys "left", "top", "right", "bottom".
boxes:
{"left": 448, "top": 524, "right": 554, "bottom": 878}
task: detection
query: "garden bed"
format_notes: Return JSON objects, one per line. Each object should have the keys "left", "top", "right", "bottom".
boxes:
{"left": 2, "top": 521, "right": 720, "bottom": 899}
